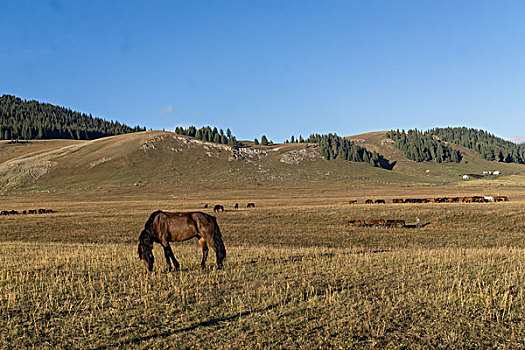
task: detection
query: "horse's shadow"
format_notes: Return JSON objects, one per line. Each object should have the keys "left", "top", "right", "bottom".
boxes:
{"left": 94, "top": 298, "right": 289, "bottom": 349}
{"left": 404, "top": 222, "right": 431, "bottom": 229}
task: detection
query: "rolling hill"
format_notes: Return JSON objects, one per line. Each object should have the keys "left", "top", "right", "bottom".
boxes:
{"left": 1, "top": 129, "right": 524, "bottom": 195}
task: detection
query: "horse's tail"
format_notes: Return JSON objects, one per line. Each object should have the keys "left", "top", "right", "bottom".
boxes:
{"left": 211, "top": 216, "right": 226, "bottom": 267}
{"left": 144, "top": 210, "right": 164, "bottom": 233}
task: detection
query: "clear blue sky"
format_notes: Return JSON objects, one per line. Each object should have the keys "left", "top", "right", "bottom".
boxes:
{"left": 1, "top": 0, "right": 524, "bottom": 142}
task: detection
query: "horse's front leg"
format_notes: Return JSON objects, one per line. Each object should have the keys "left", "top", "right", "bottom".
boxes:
{"left": 163, "top": 246, "right": 173, "bottom": 272}
{"left": 165, "top": 244, "right": 180, "bottom": 271}
{"left": 199, "top": 238, "right": 209, "bottom": 270}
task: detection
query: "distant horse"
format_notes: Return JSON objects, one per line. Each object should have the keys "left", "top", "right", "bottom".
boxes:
{"left": 494, "top": 196, "right": 509, "bottom": 202}
{"left": 247, "top": 203, "right": 255, "bottom": 208}
{"left": 369, "top": 219, "right": 386, "bottom": 227}
{"left": 348, "top": 219, "right": 366, "bottom": 227}
{"left": 138, "top": 210, "right": 226, "bottom": 272}
{"left": 213, "top": 204, "right": 224, "bottom": 212}
{"left": 348, "top": 200, "right": 358, "bottom": 204}
{"left": 386, "top": 219, "right": 405, "bottom": 228}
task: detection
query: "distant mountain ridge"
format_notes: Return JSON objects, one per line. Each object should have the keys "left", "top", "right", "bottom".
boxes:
{"left": 0, "top": 95, "right": 145, "bottom": 140}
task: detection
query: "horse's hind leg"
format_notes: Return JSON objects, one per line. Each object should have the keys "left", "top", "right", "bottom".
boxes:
{"left": 199, "top": 238, "right": 209, "bottom": 270}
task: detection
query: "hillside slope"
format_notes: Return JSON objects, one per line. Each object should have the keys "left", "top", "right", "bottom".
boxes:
{"left": 347, "top": 131, "right": 525, "bottom": 180}
{"left": 1, "top": 130, "right": 524, "bottom": 194}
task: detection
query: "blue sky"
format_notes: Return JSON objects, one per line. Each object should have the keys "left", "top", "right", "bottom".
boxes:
{"left": 1, "top": 0, "right": 524, "bottom": 142}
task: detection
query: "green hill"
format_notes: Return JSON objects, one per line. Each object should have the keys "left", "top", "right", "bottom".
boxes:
{"left": 429, "top": 127, "right": 525, "bottom": 164}
{"left": 1, "top": 129, "right": 524, "bottom": 195}
{"left": 0, "top": 95, "right": 145, "bottom": 140}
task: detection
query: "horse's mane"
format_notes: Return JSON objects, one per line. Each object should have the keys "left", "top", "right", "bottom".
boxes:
{"left": 139, "top": 210, "right": 164, "bottom": 246}
{"left": 144, "top": 210, "right": 164, "bottom": 231}
{"left": 138, "top": 229, "right": 154, "bottom": 246}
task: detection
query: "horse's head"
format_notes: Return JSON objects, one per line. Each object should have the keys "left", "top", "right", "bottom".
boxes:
{"left": 138, "top": 242, "right": 154, "bottom": 272}
{"left": 138, "top": 229, "right": 155, "bottom": 272}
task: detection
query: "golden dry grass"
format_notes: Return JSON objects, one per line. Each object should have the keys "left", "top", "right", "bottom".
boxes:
{"left": 0, "top": 178, "right": 524, "bottom": 348}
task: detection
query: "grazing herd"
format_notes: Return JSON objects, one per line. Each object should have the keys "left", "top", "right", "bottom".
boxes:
{"left": 1, "top": 208, "right": 55, "bottom": 216}
{"left": 208, "top": 202, "right": 256, "bottom": 211}
{"left": 348, "top": 219, "right": 406, "bottom": 228}
{"left": 350, "top": 195, "right": 509, "bottom": 205}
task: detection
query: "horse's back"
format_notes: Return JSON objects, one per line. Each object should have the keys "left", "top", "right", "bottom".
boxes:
{"left": 160, "top": 211, "right": 216, "bottom": 241}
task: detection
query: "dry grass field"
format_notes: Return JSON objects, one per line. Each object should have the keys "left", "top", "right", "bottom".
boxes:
{"left": 1, "top": 175, "right": 525, "bottom": 349}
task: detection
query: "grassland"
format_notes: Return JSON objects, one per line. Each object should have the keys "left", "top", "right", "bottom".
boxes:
{"left": 1, "top": 133, "right": 525, "bottom": 348}
{"left": 1, "top": 174, "right": 525, "bottom": 349}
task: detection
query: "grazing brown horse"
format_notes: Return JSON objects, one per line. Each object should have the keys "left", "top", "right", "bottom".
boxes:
{"left": 138, "top": 210, "right": 226, "bottom": 272}
{"left": 369, "top": 219, "right": 387, "bottom": 227}
{"left": 348, "top": 219, "right": 366, "bottom": 227}
{"left": 386, "top": 219, "right": 405, "bottom": 228}
{"left": 494, "top": 196, "right": 509, "bottom": 202}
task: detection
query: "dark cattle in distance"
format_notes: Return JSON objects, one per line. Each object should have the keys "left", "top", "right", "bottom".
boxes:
{"left": 374, "top": 199, "right": 386, "bottom": 204}
{"left": 22, "top": 210, "right": 27, "bottom": 214}
{"left": 494, "top": 196, "right": 509, "bottom": 202}
{"left": 247, "top": 203, "right": 256, "bottom": 208}
{"left": 204, "top": 204, "right": 208, "bottom": 208}
{"left": 392, "top": 198, "right": 403, "bottom": 203}
{"left": 365, "top": 199, "right": 374, "bottom": 204}
{"left": 213, "top": 205, "right": 224, "bottom": 212}
{"left": 234, "top": 203, "right": 239, "bottom": 209}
